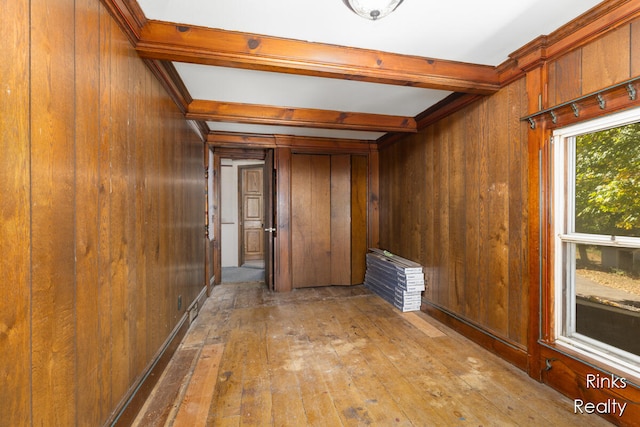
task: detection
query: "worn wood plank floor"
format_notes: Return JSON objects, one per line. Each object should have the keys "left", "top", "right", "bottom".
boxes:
{"left": 133, "top": 282, "right": 611, "bottom": 426}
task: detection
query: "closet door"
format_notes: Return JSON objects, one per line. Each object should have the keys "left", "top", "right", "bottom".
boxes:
{"left": 290, "top": 153, "right": 366, "bottom": 288}
{"left": 291, "top": 154, "right": 331, "bottom": 287}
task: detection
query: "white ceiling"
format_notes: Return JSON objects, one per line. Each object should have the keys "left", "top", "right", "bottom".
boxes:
{"left": 137, "top": 0, "right": 604, "bottom": 141}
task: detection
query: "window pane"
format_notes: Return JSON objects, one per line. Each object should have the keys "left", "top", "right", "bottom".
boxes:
{"left": 574, "top": 243, "right": 640, "bottom": 357}
{"left": 575, "top": 122, "right": 640, "bottom": 238}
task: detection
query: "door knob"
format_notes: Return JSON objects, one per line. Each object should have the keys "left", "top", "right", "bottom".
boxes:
{"left": 264, "top": 227, "right": 276, "bottom": 232}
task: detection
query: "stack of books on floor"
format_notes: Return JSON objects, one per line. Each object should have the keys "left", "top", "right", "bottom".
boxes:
{"left": 364, "top": 248, "right": 425, "bottom": 312}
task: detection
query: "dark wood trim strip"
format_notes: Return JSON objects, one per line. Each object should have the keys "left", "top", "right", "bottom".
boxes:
{"left": 415, "top": 93, "right": 484, "bottom": 130}
{"left": 99, "top": 0, "right": 146, "bottom": 43}
{"left": 421, "top": 301, "right": 529, "bottom": 372}
{"left": 143, "top": 60, "right": 192, "bottom": 114}
{"left": 109, "top": 286, "right": 208, "bottom": 426}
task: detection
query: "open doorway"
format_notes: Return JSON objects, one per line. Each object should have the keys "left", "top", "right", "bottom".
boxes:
{"left": 220, "top": 157, "right": 266, "bottom": 283}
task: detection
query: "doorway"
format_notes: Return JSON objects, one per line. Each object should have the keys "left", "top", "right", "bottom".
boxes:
{"left": 215, "top": 153, "right": 274, "bottom": 286}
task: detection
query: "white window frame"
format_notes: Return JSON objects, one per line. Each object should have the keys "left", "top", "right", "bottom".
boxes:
{"left": 552, "top": 106, "right": 640, "bottom": 378}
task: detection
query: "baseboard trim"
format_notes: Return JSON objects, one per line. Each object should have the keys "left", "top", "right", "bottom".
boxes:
{"left": 421, "top": 301, "right": 529, "bottom": 372}
{"left": 109, "top": 286, "right": 208, "bottom": 426}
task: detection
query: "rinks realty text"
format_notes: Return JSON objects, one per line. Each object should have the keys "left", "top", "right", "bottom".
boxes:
{"left": 574, "top": 373, "right": 628, "bottom": 417}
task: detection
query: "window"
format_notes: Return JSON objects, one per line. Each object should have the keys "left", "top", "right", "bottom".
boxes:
{"left": 553, "top": 107, "right": 640, "bottom": 378}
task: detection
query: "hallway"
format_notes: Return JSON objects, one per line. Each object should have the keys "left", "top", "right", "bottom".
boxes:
{"left": 132, "top": 283, "right": 609, "bottom": 426}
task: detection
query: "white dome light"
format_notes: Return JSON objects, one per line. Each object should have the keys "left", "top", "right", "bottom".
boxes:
{"left": 342, "top": 0, "right": 405, "bottom": 20}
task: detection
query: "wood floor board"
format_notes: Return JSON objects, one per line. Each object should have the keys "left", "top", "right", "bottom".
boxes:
{"left": 346, "top": 300, "right": 513, "bottom": 426}
{"left": 136, "top": 283, "right": 611, "bottom": 427}
{"left": 172, "top": 344, "right": 224, "bottom": 427}
{"left": 132, "top": 348, "right": 199, "bottom": 427}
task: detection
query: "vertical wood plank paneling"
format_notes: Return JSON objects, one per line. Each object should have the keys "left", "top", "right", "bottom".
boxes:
{"left": 368, "top": 150, "right": 379, "bottom": 251}
{"left": 75, "top": 0, "right": 101, "bottom": 424}
{"left": 581, "top": 25, "right": 631, "bottom": 94}
{"left": 435, "top": 119, "right": 450, "bottom": 307}
{"left": 508, "top": 79, "right": 528, "bottom": 346}
{"left": 485, "top": 89, "right": 510, "bottom": 337}
{"left": 146, "top": 80, "right": 163, "bottom": 367}
{"left": 331, "top": 155, "right": 351, "bottom": 285}
{"left": 448, "top": 112, "right": 465, "bottom": 314}
{"left": 378, "top": 147, "right": 391, "bottom": 250}
{"left": 632, "top": 19, "right": 640, "bottom": 77}
{"left": 423, "top": 126, "right": 435, "bottom": 302}
{"left": 477, "top": 97, "right": 491, "bottom": 328}
{"left": 98, "top": 3, "right": 114, "bottom": 416}
{"left": 0, "top": 0, "right": 31, "bottom": 424}
{"left": 291, "top": 154, "right": 312, "bottom": 287}
{"left": 407, "top": 135, "right": 425, "bottom": 260}
{"left": 159, "top": 97, "right": 173, "bottom": 337}
{"left": 351, "top": 155, "right": 368, "bottom": 285}
{"left": 131, "top": 47, "right": 147, "bottom": 378}
{"left": 4, "top": 1, "right": 205, "bottom": 423}
{"left": 30, "top": 0, "right": 77, "bottom": 425}
{"left": 109, "top": 19, "right": 132, "bottom": 402}
{"left": 379, "top": 81, "right": 529, "bottom": 348}
{"left": 313, "top": 156, "right": 332, "bottom": 286}
{"left": 548, "top": 49, "right": 582, "bottom": 107}
{"left": 464, "top": 101, "right": 483, "bottom": 321}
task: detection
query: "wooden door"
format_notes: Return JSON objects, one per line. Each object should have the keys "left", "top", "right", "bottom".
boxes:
{"left": 263, "top": 150, "right": 275, "bottom": 290}
{"left": 292, "top": 154, "right": 332, "bottom": 287}
{"left": 239, "top": 166, "right": 264, "bottom": 264}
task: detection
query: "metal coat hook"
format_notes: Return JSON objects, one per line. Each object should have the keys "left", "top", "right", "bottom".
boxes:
{"left": 544, "top": 358, "right": 557, "bottom": 371}
{"left": 571, "top": 103, "right": 579, "bottom": 117}
{"left": 596, "top": 93, "right": 606, "bottom": 109}
{"left": 549, "top": 110, "right": 557, "bottom": 124}
{"left": 627, "top": 83, "right": 637, "bottom": 101}
{"left": 528, "top": 117, "right": 536, "bottom": 129}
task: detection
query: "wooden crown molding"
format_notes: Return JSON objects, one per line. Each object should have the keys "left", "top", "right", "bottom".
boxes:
{"left": 144, "top": 60, "right": 192, "bottom": 113}
{"left": 187, "top": 100, "right": 417, "bottom": 133}
{"left": 100, "top": 0, "right": 147, "bottom": 43}
{"left": 208, "top": 132, "right": 276, "bottom": 149}
{"left": 136, "top": 21, "right": 500, "bottom": 95}
{"left": 376, "top": 92, "right": 483, "bottom": 150}
{"left": 500, "top": 0, "right": 640, "bottom": 83}
{"left": 207, "top": 131, "right": 374, "bottom": 154}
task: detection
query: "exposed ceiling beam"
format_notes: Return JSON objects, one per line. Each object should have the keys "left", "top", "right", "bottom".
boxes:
{"left": 187, "top": 100, "right": 417, "bottom": 133}
{"left": 136, "top": 21, "right": 500, "bottom": 95}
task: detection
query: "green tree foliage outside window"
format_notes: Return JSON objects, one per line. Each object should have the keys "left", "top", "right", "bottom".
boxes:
{"left": 575, "top": 122, "right": 640, "bottom": 238}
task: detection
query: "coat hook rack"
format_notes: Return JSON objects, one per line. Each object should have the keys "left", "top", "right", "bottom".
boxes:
{"left": 521, "top": 76, "right": 640, "bottom": 129}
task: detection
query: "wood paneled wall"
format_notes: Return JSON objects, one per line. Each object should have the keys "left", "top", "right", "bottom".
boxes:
{"left": 0, "top": 0, "right": 205, "bottom": 425}
{"left": 532, "top": 15, "right": 640, "bottom": 426}
{"left": 379, "top": 78, "right": 529, "bottom": 350}
{"left": 547, "top": 19, "right": 640, "bottom": 107}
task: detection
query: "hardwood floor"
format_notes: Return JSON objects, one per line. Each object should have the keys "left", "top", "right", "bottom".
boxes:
{"left": 133, "top": 282, "right": 611, "bottom": 426}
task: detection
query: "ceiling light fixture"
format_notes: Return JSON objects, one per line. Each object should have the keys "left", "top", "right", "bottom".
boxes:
{"left": 343, "top": 0, "right": 404, "bottom": 20}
